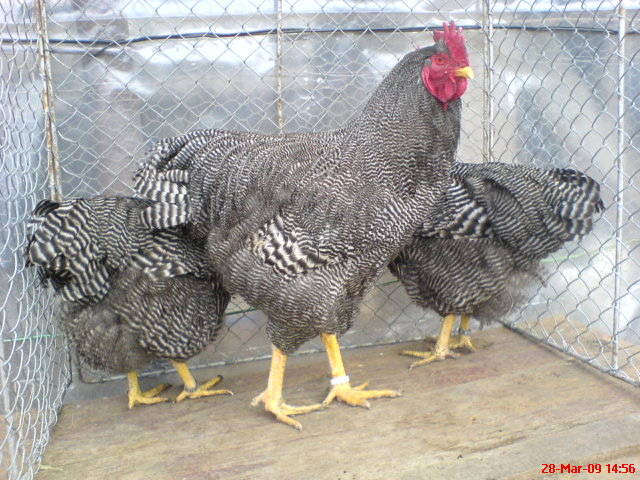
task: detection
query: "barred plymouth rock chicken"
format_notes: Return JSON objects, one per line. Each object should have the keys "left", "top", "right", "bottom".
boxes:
{"left": 134, "top": 23, "right": 474, "bottom": 429}
{"left": 25, "top": 197, "right": 232, "bottom": 407}
{"left": 390, "top": 162, "right": 604, "bottom": 368}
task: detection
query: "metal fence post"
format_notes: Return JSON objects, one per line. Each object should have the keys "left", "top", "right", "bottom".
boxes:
{"left": 274, "top": 0, "right": 285, "bottom": 133}
{"left": 482, "top": 0, "right": 495, "bottom": 163}
{"left": 612, "top": 2, "right": 627, "bottom": 372}
{"left": 35, "top": 0, "right": 62, "bottom": 202}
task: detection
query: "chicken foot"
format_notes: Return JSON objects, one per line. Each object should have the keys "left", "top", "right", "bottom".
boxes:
{"left": 251, "top": 346, "right": 324, "bottom": 431}
{"left": 127, "top": 371, "right": 170, "bottom": 409}
{"left": 321, "top": 333, "right": 400, "bottom": 408}
{"left": 401, "top": 314, "right": 460, "bottom": 368}
{"left": 171, "top": 360, "right": 233, "bottom": 402}
{"left": 448, "top": 314, "right": 476, "bottom": 351}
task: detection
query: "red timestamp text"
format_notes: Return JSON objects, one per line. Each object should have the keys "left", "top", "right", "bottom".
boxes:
{"left": 541, "top": 463, "right": 636, "bottom": 474}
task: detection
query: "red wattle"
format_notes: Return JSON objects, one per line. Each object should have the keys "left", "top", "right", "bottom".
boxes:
{"left": 455, "top": 77, "right": 468, "bottom": 98}
{"left": 442, "top": 79, "right": 456, "bottom": 101}
{"left": 421, "top": 66, "right": 434, "bottom": 99}
{"left": 421, "top": 66, "right": 468, "bottom": 110}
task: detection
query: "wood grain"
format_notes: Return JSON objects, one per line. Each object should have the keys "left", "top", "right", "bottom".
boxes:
{"left": 37, "top": 328, "right": 640, "bottom": 480}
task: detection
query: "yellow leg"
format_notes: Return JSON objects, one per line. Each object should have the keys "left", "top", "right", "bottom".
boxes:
{"left": 127, "top": 371, "right": 170, "bottom": 409}
{"left": 401, "top": 314, "right": 460, "bottom": 369}
{"left": 449, "top": 314, "right": 476, "bottom": 351}
{"left": 171, "top": 360, "right": 233, "bottom": 402}
{"left": 321, "top": 333, "right": 400, "bottom": 408}
{"left": 251, "top": 346, "right": 324, "bottom": 431}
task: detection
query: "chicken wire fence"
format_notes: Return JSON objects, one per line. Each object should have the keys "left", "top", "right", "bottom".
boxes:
{"left": 1, "top": 0, "right": 640, "bottom": 478}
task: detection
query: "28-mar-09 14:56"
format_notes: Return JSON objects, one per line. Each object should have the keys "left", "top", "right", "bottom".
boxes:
{"left": 541, "top": 463, "right": 636, "bottom": 474}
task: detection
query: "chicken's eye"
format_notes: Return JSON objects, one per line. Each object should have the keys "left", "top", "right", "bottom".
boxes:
{"left": 432, "top": 55, "right": 447, "bottom": 66}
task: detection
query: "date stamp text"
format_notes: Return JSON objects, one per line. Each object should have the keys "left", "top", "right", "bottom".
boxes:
{"left": 541, "top": 464, "right": 636, "bottom": 474}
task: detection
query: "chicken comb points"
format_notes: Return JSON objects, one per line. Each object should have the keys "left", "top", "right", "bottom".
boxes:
{"left": 433, "top": 21, "right": 469, "bottom": 66}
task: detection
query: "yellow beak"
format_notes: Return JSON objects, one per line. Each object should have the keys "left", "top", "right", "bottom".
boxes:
{"left": 454, "top": 66, "right": 475, "bottom": 79}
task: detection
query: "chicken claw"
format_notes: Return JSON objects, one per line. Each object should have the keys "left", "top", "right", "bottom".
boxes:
{"left": 251, "top": 389, "right": 323, "bottom": 431}
{"left": 175, "top": 375, "right": 233, "bottom": 403}
{"left": 252, "top": 346, "right": 323, "bottom": 430}
{"left": 321, "top": 333, "right": 400, "bottom": 409}
{"left": 322, "top": 380, "right": 400, "bottom": 408}
{"left": 448, "top": 314, "right": 476, "bottom": 352}
{"left": 127, "top": 371, "right": 170, "bottom": 409}
{"left": 172, "top": 361, "right": 232, "bottom": 403}
{"left": 401, "top": 347, "right": 460, "bottom": 369}
{"left": 401, "top": 313, "right": 459, "bottom": 369}
{"left": 449, "top": 334, "right": 476, "bottom": 352}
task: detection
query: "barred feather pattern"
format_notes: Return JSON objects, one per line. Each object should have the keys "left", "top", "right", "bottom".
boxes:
{"left": 26, "top": 197, "right": 154, "bottom": 303}
{"left": 389, "top": 238, "right": 543, "bottom": 323}
{"left": 25, "top": 196, "right": 229, "bottom": 373}
{"left": 422, "top": 163, "right": 604, "bottom": 266}
{"left": 134, "top": 44, "right": 463, "bottom": 353}
{"left": 391, "top": 162, "right": 604, "bottom": 322}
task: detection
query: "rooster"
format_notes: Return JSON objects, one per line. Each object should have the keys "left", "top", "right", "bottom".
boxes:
{"left": 389, "top": 163, "right": 604, "bottom": 368}
{"left": 25, "top": 197, "right": 232, "bottom": 407}
{"left": 134, "top": 23, "right": 474, "bottom": 429}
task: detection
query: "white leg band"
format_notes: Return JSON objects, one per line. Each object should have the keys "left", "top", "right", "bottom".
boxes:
{"left": 330, "top": 375, "right": 350, "bottom": 386}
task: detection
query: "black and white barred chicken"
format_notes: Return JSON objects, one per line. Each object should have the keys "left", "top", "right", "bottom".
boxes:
{"left": 389, "top": 162, "right": 604, "bottom": 368}
{"left": 133, "top": 23, "right": 474, "bottom": 429}
{"left": 25, "top": 197, "right": 232, "bottom": 407}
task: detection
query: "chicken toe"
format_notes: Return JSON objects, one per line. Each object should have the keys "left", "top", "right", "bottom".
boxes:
{"left": 322, "top": 381, "right": 400, "bottom": 408}
{"left": 401, "top": 313, "right": 459, "bottom": 369}
{"left": 127, "top": 371, "right": 170, "bottom": 409}
{"left": 252, "top": 346, "right": 323, "bottom": 430}
{"left": 321, "top": 333, "right": 400, "bottom": 409}
{"left": 171, "top": 361, "right": 233, "bottom": 403}
{"left": 401, "top": 348, "right": 460, "bottom": 368}
{"left": 448, "top": 314, "right": 476, "bottom": 352}
{"left": 251, "top": 389, "right": 323, "bottom": 431}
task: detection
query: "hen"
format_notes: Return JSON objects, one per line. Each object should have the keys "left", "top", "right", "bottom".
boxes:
{"left": 134, "top": 23, "right": 474, "bottom": 429}
{"left": 25, "top": 197, "right": 232, "bottom": 407}
{"left": 389, "top": 162, "right": 604, "bottom": 368}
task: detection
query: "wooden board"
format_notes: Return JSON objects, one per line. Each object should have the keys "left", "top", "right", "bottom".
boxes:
{"left": 37, "top": 328, "right": 640, "bottom": 480}
{"left": 516, "top": 315, "right": 640, "bottom": 386}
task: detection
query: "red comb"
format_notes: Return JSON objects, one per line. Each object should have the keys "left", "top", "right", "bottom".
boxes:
{"left": 433, "top": 21, "right": 469, "bottom": 66}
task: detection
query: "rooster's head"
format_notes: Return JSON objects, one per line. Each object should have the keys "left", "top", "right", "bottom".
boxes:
{"left": 421, "top": 21, "right": 474, "bottom": 109}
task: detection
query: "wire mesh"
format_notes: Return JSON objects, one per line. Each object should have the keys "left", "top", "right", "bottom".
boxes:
{"left": 0, "top": 2, "right": 70, "bottom": 479}
{"left": 1, "top": 1, "right": 639, "bottom": 478}
{"left": 490, "top": 2, "right": 640, "bottom": 387}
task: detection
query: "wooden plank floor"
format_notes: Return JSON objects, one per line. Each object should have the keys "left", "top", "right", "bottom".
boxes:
{"left": 38, "top": 328, "right": 640, "bottom": 480}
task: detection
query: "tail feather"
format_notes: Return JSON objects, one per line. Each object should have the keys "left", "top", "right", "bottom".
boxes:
{"left": 58, "top": 263, "right": 111, "bottom": 302}
{"left": 133, "top": 175, "right": 189, "bottom": 203}
{"left": 25, "top": 197, "right": 144, "bottom": 302}
{"left": 420, "top": 177, "right": 493, "bottom": 238}
{"left": 426, "top": 163, "right": 604, "bottom": 259}
{"left": 26, "top": 195, "right": 212, "bottom": 302}
{"left": 542, "top": 168, "right": 604, "bottom": 239}
{"left": 133, "top": 129, "right": 250, "bottom": 233}
{"left": 32, "top": 199, "right": 61, "bottom": 217}
{"left": 133, "top": 137, "right": 196, "bottom": 230}
{"left": 130, "top": 230, "right": 209, "bottom": 281}
{"left": 138, "top": 202, "right": 190, "bottom": 230}
{"left": 28, "top": 207, "right": 96, "bottom": 268}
